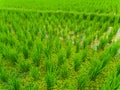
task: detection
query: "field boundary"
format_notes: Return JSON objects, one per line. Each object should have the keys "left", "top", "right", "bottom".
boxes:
{"left": 0, "top": 7, "right": 120, "bottom": 17}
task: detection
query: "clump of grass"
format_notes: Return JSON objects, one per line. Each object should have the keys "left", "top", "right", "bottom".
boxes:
{"left": 74, "top": 53, "right": 82, "bottom": 71}
{"left": 9, "top": 48, "right": 18, "bottom": 64}
{"left": 77, "top": 74, "right": 89, "bottom": 90}
{"left": 18, "top": 56, "right": 30, "bottom": 72}
{"left": 102, "top": 71, "right": 120, "bottom": 90}
{"left": 57, "top": 49, "right": 66, "bottom": 66}
{"left": 40, "top": 26, "right": 46, "bottom": 40}
{"left": 66, "top": 40, "right": 72, "bottom": 58}
{"left": 88, "top": 60, "right": 102, "bottom": 81}
{"left": 45, "top": 58, "right": 57, "bottom": 73}
{"left": 0, "top": 67, "right": 8, "bottom": 82}
{"left": 60, "top": 63, "right": 68, "bottom": 79}
{"left": 32, "top": 47, "right": 41, "bottom": 66}
{"left": 75, "top": 39, "right": 80, "bottom": 53}
{"left": 9, "top": 74, "right": 20, "bottom": 90}
{"left": 54, "top": 36, "right": 61, "bottom": 53}
{"left": 45, "top": 72, "right": 56, "bottom": 90}
{"left": 108, "top": 42, "right": 120, "bottom": 57}
{"left": 44, "top": 45, "right": 51, "bottom": 59}
{"left": 22, "top": 44, "right": 29, "bottom": 59}
{"left": 25, "top": 82, "right": 39, "bottom": 90}
{"left": 30, "top": 67, "right": 40, "bottom": 81}
{"left": 2, "top": 46, "right": 18, "bottom": 64}
{"left": 98, "top": 37, "right": 108, "bottom": 50}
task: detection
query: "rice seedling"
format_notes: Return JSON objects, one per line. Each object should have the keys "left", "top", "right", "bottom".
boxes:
{"left": 45, "top": 72, "right": 56, "bottom": 90}
{"left": 45, "top": 58, "right": 57, "bottom": 73}
{"left": 9, "top": 73, "right": 20, "bottom": 90}
{"left": 2, "top": 45, "right": 18, "bottom": 64}
{"left": 57, "top": 49, "right": 66, "bottom": 66}
{"left": 24, "top": 82, "right": 39, "bottom": 90}
{"left": 54, "top": 36, "right": 61, "bottom": 53}
{"left": 66, "top": 39, "right": 72, "bottom": 58}
{"left": 77, "top": 74, "right": 89, "bottom": 90}
{"left": 98, "top": 37, "right": 108, "bottom": 50}
{"left": 30, "top": 67, "right": 40, "bottom": 81}
{"left": 0, "top": 67, "right": 8, "bottom": 82}
{"left": 75, "top": 39, "right": 80, "bottom": 53}
{"left": 22, "top": 44, "right": 29, "bottom": 59}
{"left": 60, "top": 63, "right": 69, "bottom": 79}
{"left": 9, "top": 48, "right": 18, "bottom": 64}
{"left": 17, "top": 55, "right": 30, "bottom": 72}
{"left": 31, "top": 46, "right": 41, "bottom": 66}
{"left": 102, "top": 71, "right": 120, "bottom": 90}
{"left": 74, "top": 53, "right": 82, "bottom": 71}
{"left": 88, "top": 59, "right": 102, "bottom": 81}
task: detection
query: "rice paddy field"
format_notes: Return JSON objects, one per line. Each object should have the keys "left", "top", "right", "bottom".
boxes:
{"left": 0, "top": 0, "right": 120, "bottom": 90}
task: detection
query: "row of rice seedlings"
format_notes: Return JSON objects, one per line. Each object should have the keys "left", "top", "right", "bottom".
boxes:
{"left": 102, "top": 61, "right": 120, "bottom": 90}
{"left": 88, "top": 41, "right": 120, "bottom": 81}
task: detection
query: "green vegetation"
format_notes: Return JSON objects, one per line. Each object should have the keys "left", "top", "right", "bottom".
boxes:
{"left": 0, "top": 0, "right": 120, "bottom": 90}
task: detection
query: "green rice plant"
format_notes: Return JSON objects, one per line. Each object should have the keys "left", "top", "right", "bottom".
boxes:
{"left": 74, "top": 53, "right": 82, "bottom": 71}
{"left": 9, "top": 48, "right": 18, "bottom": 64}
{"left": 88, "top": 60, "right": 102, "bottom": 81}
{"left": 60, "top": 63, "right": 68, "bottom": 79}
{"left": 75, "top": 39, "right": 80, "bottom": 53}
{"left": 82, "top": 35, "right": 94, "bottom": 48}
{"left": 30, "top": 67, "right": 40, "bottom": 81}
{"left": 40, "top": 26, "right": 46, "bottom": 41}
{"left": 108, "top": 42, "right": 120, "bottom": 57}
{"left": 48, "top": 28, "right": 53, "bottom": 40}
{"left": 77, "top": 74, "right": 89, "bottom": 90}
{"left": 2, "top": 45, "right": 18, "bottom": 64}
{"left": 57, "top": 49, "right": 66, "bottom": 66}
{"left": 18, "top": 56, "right": 30, "bottom": 72}
{"left": 32, "top": 47, "right": 41, "bottom": 66}
{"left": 9, "top": 74, "right": 20, "bottom": 90}
{"left": 0, "top": 67, "right": 8, "bottom": 82}
{"left": 116, "top": 61, "right": 120, "bottom": 76}
{"left": 45, "top": 58, "right": 57, "bottom": 73}
{"left": 102, "top": 72, "right": 120, "bottom": 90}
{"left": 68, "top": 81, "right": 76, "bottom": 90}
{"left": 54, "top": 36, "right": 61, "bottom": 53}
{"left": 66, "top": 40, "right": 72, "bottom": 58}
{"left": 24, "top": 82, "right": 39, "bottom": 90}
{"left": 45, "top": 72, "right": 56, "bottom": 90}
{"left": 100, "top": 54, "right": 112, "bottom": 68}
{"left": 22, "top": 44, "right": 29, "bottom": 59}
{"left": 44, "top": 44, "right": 52, "bottom": 59}
{"left": 98, "top": 37, "right": 108, "bottom": 50}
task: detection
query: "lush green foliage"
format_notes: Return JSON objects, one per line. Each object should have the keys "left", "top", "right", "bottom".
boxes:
{"left": 0, "top": 1, "right": 120, "bottom": 89}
